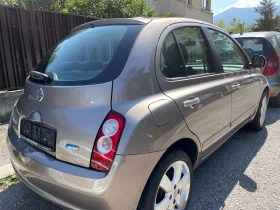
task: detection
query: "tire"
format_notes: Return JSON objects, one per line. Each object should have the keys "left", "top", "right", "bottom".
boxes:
{"left": 270, "top": 93, "right": 280, "bottom": 108}
{"left": 249, "top": 91, "right": 269, "bottom": 130}
{"left": 137, "top": 149, "right": 193, "bottom": 210}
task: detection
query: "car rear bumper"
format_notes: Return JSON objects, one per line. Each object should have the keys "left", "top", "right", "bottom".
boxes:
{"left": 268, "top": 80, "right": 280, "bottom": 97}
{"left": 7, "top": 124, "right": 164, "bottom": 210}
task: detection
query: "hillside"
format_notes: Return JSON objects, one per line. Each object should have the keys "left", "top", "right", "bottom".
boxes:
{"left": 214, "top": 7, "right": 280, "bottom": 25}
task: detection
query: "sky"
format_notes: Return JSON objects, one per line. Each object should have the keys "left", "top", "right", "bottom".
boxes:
{"left": 212, "top": 0, "right": 280, "bottom": 15}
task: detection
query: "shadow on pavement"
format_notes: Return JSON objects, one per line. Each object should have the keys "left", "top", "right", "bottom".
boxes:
{"left": 0, "top": 182, "right": 61, "bottom": 210}
{"left": 264, "top": 107, "right": 279, "bottom": 125}
{"left": 188, "top": 124, "right": 268, "bottom": 209}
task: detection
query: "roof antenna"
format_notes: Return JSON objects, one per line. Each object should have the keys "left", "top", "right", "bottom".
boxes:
{"left": 240, "top": 25, "right": 243, "bottom": 35}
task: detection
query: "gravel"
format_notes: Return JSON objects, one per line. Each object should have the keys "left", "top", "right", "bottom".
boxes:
{"left": 189, "top": 107, "right": 280, "bottom": 210}
{"left": 0, "top": 108, "right": 279, "bottom": 210}
{"left": 0, "top": 182, "right": 60, "bottom": 210}
{"left": 0, "top": 123, "right": 10, "bottom": 167}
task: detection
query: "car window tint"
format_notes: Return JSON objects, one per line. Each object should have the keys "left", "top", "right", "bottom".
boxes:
{"left": 208, "top": 29, "right": 245, "bottom": 72}
{"left": 235, "top": 38, "right": 272, "bottom": 60}
{"left": 271, "top": 35, "right": 279, "bottom": 48}
{"left": 174, "top": 27, "right": 215, "bottom": 76}
{"left": 277, "top": 35, "right": 280, "bottom": 44}
{"left": 33, "top": 25, "right": 144, "bottom": 86}
{"left": 161, "top": 32, "right": 186, "bottom": 78}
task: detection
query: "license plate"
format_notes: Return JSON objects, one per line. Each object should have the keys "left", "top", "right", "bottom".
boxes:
{"left": 20, "top": 119, "right": 56, "bottom": 152}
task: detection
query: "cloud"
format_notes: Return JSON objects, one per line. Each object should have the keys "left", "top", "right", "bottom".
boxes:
{"left": 232, "top": 0, "right": 262, "bottom": 8}
{"left": 217, "top": 0, "right": 262, "bottom": 15}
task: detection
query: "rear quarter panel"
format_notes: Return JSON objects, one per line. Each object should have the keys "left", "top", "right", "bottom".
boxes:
{"left": 112, "top": 20, "right": 201, "bottom": 161}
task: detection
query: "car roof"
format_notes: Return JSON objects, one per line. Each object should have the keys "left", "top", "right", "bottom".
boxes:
{"left": 72, "top": 17, "right": 222, "bottom": 33}
{"left": 232, "top": 31, "right": 280, "bottom": 39}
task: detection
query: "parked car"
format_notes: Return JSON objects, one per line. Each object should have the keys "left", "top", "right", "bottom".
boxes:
{"left": 233, "top": 32, "right": 280, "bottom": 107}
{"left": 7, "top": 18, "right": 269, "bottom": 210}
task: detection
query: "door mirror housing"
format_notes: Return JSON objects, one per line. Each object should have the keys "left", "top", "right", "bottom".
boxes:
{"left": 252, "top": 55, "right": 266, "bottom": 68}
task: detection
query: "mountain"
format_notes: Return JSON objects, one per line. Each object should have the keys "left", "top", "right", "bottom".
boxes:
{"left": 214, "top": 7, "right": 280, "bottom": 26}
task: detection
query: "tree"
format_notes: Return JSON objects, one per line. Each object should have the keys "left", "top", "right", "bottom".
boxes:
{"left": 227, "top": 18, "right": 247, "bottom": 34}
{"left": 120, "top": 0, "right": 156, "bottom": 18}
{"left": 67, "top": 0, "right": 156, "bottom": 18}
{"left": 275, "top": 15, "right": 280, "bottom": 31}
{"left": 215, "top": 19, "right": 227, "bottom": 29}
{"left": 254, "top": 0, "right": 278, "bottom": 31}
{"left": 215, "top": 18, "right": 253, "bottom": 34}
{"left": 0, "top": 0, "right": 68, "bottom": 11}
{"left": 0, "top": 0, "right": 21, "bottom": 6}
{"left": 0, "top": 0, "right": 156, "bottom": 17}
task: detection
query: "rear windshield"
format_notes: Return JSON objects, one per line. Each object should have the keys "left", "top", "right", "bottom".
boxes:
{"left": 235, "top": 38, "right": 273, "bottom": 60}
{"left": 31, "top": 25, "right": 144, "bottom": 86}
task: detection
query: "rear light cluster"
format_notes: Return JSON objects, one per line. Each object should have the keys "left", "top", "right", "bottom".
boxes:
{"left": 91, "top": 111, "right": 125, "bottom": 172}
{"left": 263, "top": 54, "right": 279, "bottom": 76}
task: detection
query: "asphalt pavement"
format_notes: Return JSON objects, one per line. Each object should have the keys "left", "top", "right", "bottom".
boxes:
{"left": 0, "top": 107, "right": 280, "bottom": 210}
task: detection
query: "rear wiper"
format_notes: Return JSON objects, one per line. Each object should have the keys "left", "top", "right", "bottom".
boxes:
{"left": 30, "top": 71, "right": 52, "bottom": 83}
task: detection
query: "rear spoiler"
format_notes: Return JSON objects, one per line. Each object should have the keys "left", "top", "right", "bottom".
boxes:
{"left": 71, "top": 18, "right": 152, "bottom": 33}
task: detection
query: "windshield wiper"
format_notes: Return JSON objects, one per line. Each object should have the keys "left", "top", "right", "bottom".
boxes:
{"left": 30, "top": 71, "right": 52, "bottom": 83}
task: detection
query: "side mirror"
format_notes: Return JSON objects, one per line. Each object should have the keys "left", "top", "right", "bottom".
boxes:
{"left": 252, "top": 55, "right": 266, "bottom": 68}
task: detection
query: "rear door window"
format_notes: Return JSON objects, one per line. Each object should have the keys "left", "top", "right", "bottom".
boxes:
{"left": 235, "top": 38, "right": 272, "bottom": 60}
{"left": 32, "top": 25, "right": 144, "bottom": 86}
{"left": 160, "top": 27, "right": 215, "bottom": 78}
{"left": 174, "top": 27, "right": 215, "bottom": 76}
{"left": 208, "top": 29, "right": 245, "bottom": 71}
{"left": 161, "top": 32, "right": 186, "bottom": 78}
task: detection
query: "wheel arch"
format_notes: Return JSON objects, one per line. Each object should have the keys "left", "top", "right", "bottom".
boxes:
{"left": 137, "top": 138, "right": 199, "bottom": 209}
{"left": 144, "top": 137, "right": 200, "bottom": 189}
{"left": 263, "top": 86, "right": 270, "bottom": 101}
{"left": 264, "top": 86, "right": 270, "bottom": 95}
{"left": 165, "top": 138, "right": 199, "bottom": 168}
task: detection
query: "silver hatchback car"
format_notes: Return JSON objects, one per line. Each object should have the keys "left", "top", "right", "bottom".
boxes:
{"left": 233, "top": 32, "right": 280, "bottom": 107}
{"left": 7, "top": 18, "right": 269, "bottom": 210}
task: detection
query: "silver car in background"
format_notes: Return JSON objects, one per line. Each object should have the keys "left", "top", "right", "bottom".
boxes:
{"left": 233, "top": 32, "right": 280, "bottom": 107}
{"left": 7, "top": 18, "right": 269, "bottom": 210}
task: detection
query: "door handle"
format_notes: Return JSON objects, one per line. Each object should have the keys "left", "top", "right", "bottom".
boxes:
{"left": 232, "top": 84, "right": 241, "bottom": 90}
{"left": 183, "top": 97, "right": 200, "bottom": 108}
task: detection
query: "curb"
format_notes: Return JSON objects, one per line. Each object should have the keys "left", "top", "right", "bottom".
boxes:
{"left": 0, "top": 163, "right": 15, "bottom": 179}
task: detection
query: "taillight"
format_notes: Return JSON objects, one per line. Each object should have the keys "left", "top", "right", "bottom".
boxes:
{"left": 90, "top": 111, "right": 125, "bottom": 172}
{"left": 263, "top": 54, "right": 279, "bottom": 76}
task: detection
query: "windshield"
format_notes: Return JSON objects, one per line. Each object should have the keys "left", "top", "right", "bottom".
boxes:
{"left": 31, "top": 25, "right": 144, "bottom": 86}
{"left": 235, "top": 38, "right": 273, "bottom": 61}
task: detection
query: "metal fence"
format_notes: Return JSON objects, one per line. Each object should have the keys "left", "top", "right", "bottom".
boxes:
{"left": 0, "top": 2, "right": 99, "bottom": 90}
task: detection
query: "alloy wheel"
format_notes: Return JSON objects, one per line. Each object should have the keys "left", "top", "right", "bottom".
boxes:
{"left": 155, "top": 161, "right": 190, "bottom": 210}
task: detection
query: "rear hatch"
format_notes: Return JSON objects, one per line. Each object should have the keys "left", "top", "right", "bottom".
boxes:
{"left": 235, "top": 37, "right": 280, "bottom": 90}
{"left": 235, "top": 37, "right": 273, "bottom": 72}
{"left": 12, "top": 24, "right": 144, "bottom": 168}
